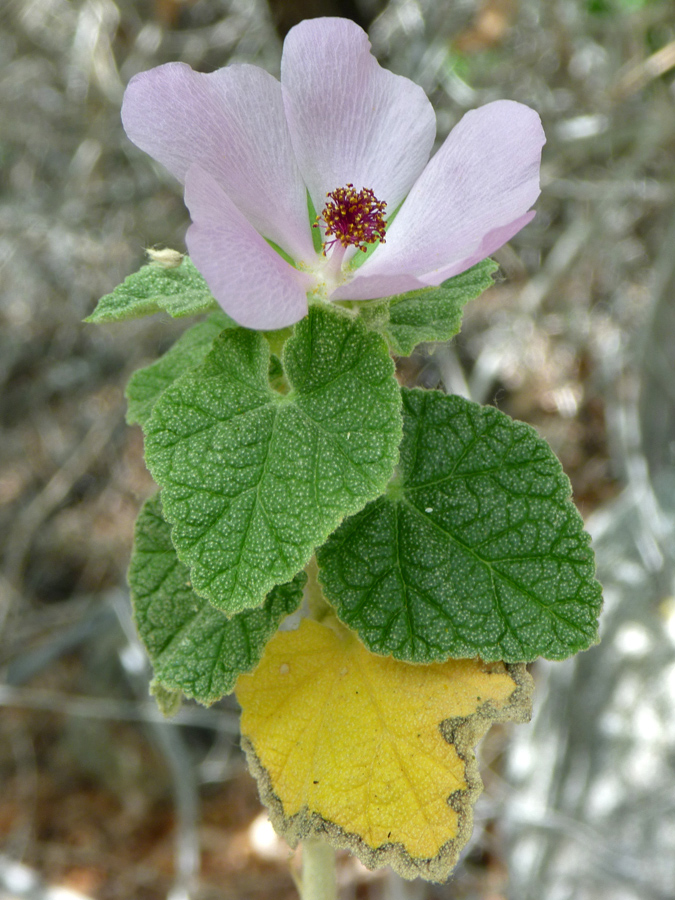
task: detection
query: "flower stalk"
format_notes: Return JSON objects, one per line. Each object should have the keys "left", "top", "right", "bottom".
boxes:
{"left": 300, "top": 839, "right": 337, "bottom": 900}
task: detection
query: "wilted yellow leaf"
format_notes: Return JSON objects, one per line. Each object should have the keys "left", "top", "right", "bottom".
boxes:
{"left": 236, "top": 618, "right": 533, "bottom": 881}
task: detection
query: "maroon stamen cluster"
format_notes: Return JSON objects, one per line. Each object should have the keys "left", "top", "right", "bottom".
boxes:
{"left": 314, "top": 184, "right": 387, "bottom": 255}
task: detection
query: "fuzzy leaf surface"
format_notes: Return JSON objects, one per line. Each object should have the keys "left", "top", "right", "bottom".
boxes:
{"left": 126, "top": 313, "right": 235, "bottom": 428}
{"left": 318, "top": 388, "right": 603, "bottom": 663}
{"left": 359, "top": 260, "right": 497, "bottom": 356}
{"left": 237, "top": 618, "right": 532, "bottom": 881}
{"left": 145, "top": 304, "right": 402, "bottom": 614}
{"left": 129, "top": 493, "right": 305, "bottom": 705}
{"left": 85, "top": 257, "right": 226, "bottom": 322}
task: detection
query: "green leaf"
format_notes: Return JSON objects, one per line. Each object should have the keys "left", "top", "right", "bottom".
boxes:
{"left": 317, "top": 388, "right": 602, "bottom": 664}
{"left": 125, "top": 312, "right": 235, "bottom": 429}
{"left": 267, "top": 353, "right": 289, "bottom": 394}
{"left": 129, "top": 493, "right": 306, "bottom": 706}
{"left": 145, "top": 303, "right": 402, "bottom": 615}
{"left": 85, "top": 257, "right": 229, "bottom": 323}
{"left": 359, "top": 259, "right": 498, "bottom": 356}
{"left": 149, "top": 680, "right": 183, "bottom": 717}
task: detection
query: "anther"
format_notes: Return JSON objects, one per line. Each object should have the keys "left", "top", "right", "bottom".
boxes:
{"left": 314, "top": 184, "right": 387, "bottom": 256}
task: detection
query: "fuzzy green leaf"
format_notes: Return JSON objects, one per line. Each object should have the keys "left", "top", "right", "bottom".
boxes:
{"left": 125, "top": 313, "right": 235, "bottom": 428}
{"left": 359, "top": 259, "right": 498, "bottom": 356}
{"left": 144, "top": 304, "right": 402, "bottom": 615}
{"left": 85, "top": 257, "right": 228, "bottom": 323}
{"left": 149, "top": 680, "right": 183, "bottom": 717}
{"left": 129, "top": 493, "right": 306, "bottom": 706}
{"left": 317, "top": 388, "right": 602, "bottom": 663}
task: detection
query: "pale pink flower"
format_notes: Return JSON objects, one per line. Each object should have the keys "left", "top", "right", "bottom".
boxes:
{"left": 122, "top": 17, "right": 544, "bottom": 330}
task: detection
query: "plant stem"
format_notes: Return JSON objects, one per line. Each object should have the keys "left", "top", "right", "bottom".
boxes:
{"left": 300, "top": 838, "right": 337, "bottom": 900}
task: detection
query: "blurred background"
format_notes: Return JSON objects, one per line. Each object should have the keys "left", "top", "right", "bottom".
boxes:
{"left": 1, "top": 0, "right": 675, "bottom": 898}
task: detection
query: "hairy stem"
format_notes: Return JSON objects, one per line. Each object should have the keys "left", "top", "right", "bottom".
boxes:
{"left": 301, "top": 839, "right": 337, "bottom": 900}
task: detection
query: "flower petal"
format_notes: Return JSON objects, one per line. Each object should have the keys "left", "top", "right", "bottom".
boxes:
{"left": 122, "top": 62, "right": 314, "bottom": 262}
{"left": 330, "top": 272, "right": 427, "bottom": 302}
{"left": 333, "top": 212, "right": 535, "bottom": 301}
{"left": 347, "top": 100, "right": 544, "bottom": 293}
{"left": 281, "top": 18, "right": 436, "bottom": 220}
{"left": 185, "top": 166, "right": 312, "bottom": 331}
{"left": 429, "top": 211, "right": 536, "bottom": 282}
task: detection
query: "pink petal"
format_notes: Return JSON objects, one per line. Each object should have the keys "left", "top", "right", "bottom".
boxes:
{"left": 345, "top": 100, "right": 544, "bottom": 295}
{"left": 281, "top": 18, "right": 436, "bottom": 221}
{"left": 333, "top": 213, "right": 536, "bottom": 301}
{"left": 428, "top": 211, "right": 536, "bottom": 282}
{"left": 122, "top": 62, "right": 314, "bottom": 262}
{"left": 184, "top": 166, "right": 312, "bottom": 331}
{"left": 330, "top": 273, "right": 428, "bottom": 302}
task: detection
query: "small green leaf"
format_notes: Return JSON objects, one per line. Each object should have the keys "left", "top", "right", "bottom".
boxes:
{"left": 125, "top": 313, "right": 235, "bottom": 428}
{"left": 359, "top": 259, "right": 498, "bottom": 356}
{"left": 145, "top": 304, "right": 402, "bottom": 615}
{"left": 268, "top": 353, "right": 288, "bottom": 394}
{"left": 318, "top": 388, "right": 602, "bottom": 663}
{"left": 307, "top": 192, "right": 323, "bottom": 254}
{"left": 150, "top": 680, "right": 183, "bottom": 717}
{"left": 129, "top": 493, "right": 306, "bottom": 706}
{"left": 85, "top": 257, "right": 228, "bottom": 323}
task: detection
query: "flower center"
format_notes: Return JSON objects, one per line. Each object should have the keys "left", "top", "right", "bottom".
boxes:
{"left": 315, "top": 184, "right": 387, "bottom": 256}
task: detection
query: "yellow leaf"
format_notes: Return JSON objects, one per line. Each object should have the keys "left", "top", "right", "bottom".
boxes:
{"left": 236, "top": 618, "right": 533, "bottom": 881}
